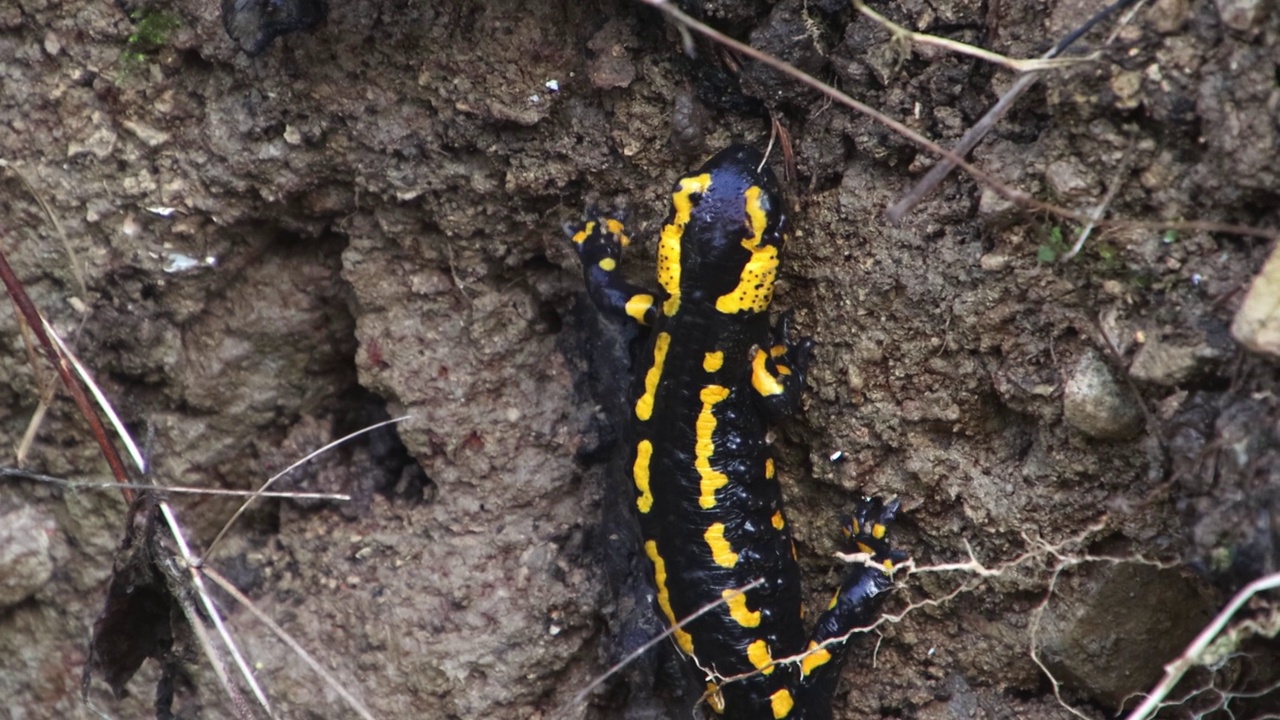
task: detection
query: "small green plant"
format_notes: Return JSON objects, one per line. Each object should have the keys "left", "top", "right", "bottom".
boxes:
{"left": 122, "top": 9, "right": 179, "bottom": 64}
{"left": 1037, "top": 225, "right": 1070, "bottom": 263}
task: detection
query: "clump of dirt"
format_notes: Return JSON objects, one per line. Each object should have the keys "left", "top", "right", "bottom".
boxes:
{"left": 0, "top": 0, "right": 1277, "bottom": 718}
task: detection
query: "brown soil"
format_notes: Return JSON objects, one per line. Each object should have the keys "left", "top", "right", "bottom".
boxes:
{"left": 1, "top": 0, "right": 1277, "bottom": 719}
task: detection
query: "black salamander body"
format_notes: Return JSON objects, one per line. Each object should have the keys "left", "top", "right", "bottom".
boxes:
{"left": 572, "top": 145, "right": 904, "bottom": 719}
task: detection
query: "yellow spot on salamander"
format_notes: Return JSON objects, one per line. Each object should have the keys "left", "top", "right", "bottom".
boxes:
{"left": 704, "top": 523, "right": 738, "bottom": 568}
{"left": 702, "top": 350, "right": 724, "bottom": 372}
{"left": 645, "top": 540, "right": 695, "bottom": 655}
{"left": 746, "top": 639, "right": 775, "bottom": 675}
{"left": 605, "top": 217, "right": 629, "bottom": 246}
{"left": 771, "top": 511, "right": 785, "bottom": 530}
{"left": 770, "top": 344, "right": 787, "bottom": 358}
{"left": 872, "top": 523, "right": 887, "bottom": 540}
{"left": 828, "top": 588, "right": 840, "bottom": 610}
{"left": 571, "top": 221, "right": 595, "bottom": 245}
{"left": 635, "top": 332, "right": 671, "bottom": 421}
{"left": 715, "top": 186, "right": 779, "bottom": 315}
{"left": 705, "top": 683, "right": 725, "bottom": 714}
{"left": 765, "top": 457, "right": 775, "bottom": 479}
{"left": 770, "top": 689, "right": 794, "bottom": 718}
{"left": 696, "top": 385, "right": 731, "bottom": 508}
{"left": 625, "top": 294, "right": 654, "bottom": 325}
{"left": 633, "top": 440, "right": 653, "bottom": 513}
{"left": 597, "top": 257, "right": 617, "bottom": 271}
{"left": 659, "top": 173, "right": 711, "bottom": 316}
{"left": 752, "top": 348, "right": 785, "bottom": 397}
{"left": 721, "top": 588, "right": 760, "bottom": 628}
{"left": 800, "top": 641, "right": 832, "bottom": 677}
{"left": 857, "top": 542, "right": 874, "bottom": 555}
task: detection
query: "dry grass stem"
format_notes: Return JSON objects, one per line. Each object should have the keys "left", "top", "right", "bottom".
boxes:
{"left": 204, "top": 567, "right": 379, "bottom": 720}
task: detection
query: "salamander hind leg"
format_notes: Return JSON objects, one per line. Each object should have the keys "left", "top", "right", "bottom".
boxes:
{"left": 568, "top": 214, "right": 658, "bottom": 327}
{"left": 751, "top": 309, "right": 814, "bottom": 420}
{"left": 792, "top": 497, "right": 907, "bottom": 719}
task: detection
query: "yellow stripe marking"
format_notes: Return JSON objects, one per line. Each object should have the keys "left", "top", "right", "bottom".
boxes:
{"left": 635, "top": 332, "right": 671, "bottom": 421}
{"left": 721, "top": 588, "right": 760, "bottom": 628}
{"left": 633, "top": 440, "right": 654, "bottom": 513}
{"left": 800, "top": 641, "right": 832, "bottom": 677}
{"left": 597, "top": 257, "right": 616, "bottom": 271}
{"left": 770, "top": 689, "right": 794, "bottom": 718}
{"left": 625, "top": 294, "right": 654, "bottom": 325}
{"left": 702, "top": 350, "right": 724, "bottom": 372}
{"left": 771, "top": 511, "right": 785, "bottom": 530}
{"left": 828, "top": 588, "right": 840, "bottom": 610}
{"left": 704, "top": 523, "right": 738, "bottom": 568}
{"left": 645, "top": 540, "right": 695, "bottom": 655}
{"left": 716, "top": 186, "right": 779, "bottom": 315}
{"left": 659, "top": 173, "right": 711, "bottom": 316}
{"left": 605, "top": 217, "right": 630, "bottom": 246}
{"left": 571, "top": 221, "right": 595, "bottom": 245}
{"left": 705, "top": 683, "right": 725, "bottom": 714}
{"left": 765, "top": 457, "right": 775, "bottom": 479}
{"left": 696, "top": 385, "right": 731, "bottom": 508}
{"left": 752, "top": 348, "right": 785, "bottom": 396}
{"left": 746, "top": 639, "right": 775, "bottom": 675}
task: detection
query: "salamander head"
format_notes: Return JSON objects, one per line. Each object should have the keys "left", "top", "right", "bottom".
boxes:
{"left": 656, "top": 144, "right": 789, "bottom": 317}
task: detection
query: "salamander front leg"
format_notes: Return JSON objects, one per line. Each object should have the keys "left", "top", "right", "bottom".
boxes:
{"left": 751, "top": 309, "right": 814, "bottom": 420}
{"left": 568, "top": 215, "right": 658, "bottom": 327}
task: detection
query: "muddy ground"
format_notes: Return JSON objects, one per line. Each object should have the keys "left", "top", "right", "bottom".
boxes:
{"left": 0, "top": 0, "right": 1277, "bottom": 718}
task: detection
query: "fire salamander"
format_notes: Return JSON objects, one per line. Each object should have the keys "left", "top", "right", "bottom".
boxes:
{"left": 571, "top": 144, "right": 906, "bottom": 720}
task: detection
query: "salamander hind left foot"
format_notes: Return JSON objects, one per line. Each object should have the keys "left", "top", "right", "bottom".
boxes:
{"left": 842, "top": 497, "right": 908, "bottom": 570}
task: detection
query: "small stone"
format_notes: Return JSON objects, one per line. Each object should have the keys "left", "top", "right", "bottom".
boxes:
{"left": 1213, "top": 0, "right": 1267, "bottom": 31}
{"left": 0, "top": 507, "right": 56, "bottom": 609}
{"left": 979, "top": 252, "right": 1011, "bottom": 271}
{"left": 1231, "top": 243, "right": 1280, "bottom": 358}
{"left": 1129, "top": 336, "right": 1225, "bottom": 386}
{"left": 1150, "top": 0, "right": 1190, "bottom": 32}
{"left": 586, "top": 20, "right": 636, "bottom": 89}
{"left": 1110, "top": 70, "right": 1143, "bottom": 110}
{"left": 43, "top": 30, "right": 61, "bottom": 56}
{"left": 121, "top": 119, "right": 171, "bottom": 148}
{"left": 1045, "top": 158, "right": 1094, "bottom": 199}
{"left": 1036, "top": 563, "right": 1214, "bottom": 706}
{"left": 1063, "top": 350, "right": 1144, "bottom": 439}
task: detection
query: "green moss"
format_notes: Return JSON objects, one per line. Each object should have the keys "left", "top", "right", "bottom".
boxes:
{"left": 1037, "top": 225, "right": 1070, "bottom": 263}
{"left": 121, "top": 9, "right": 179, "bottom": 64}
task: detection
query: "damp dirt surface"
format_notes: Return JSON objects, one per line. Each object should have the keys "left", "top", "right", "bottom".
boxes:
{"left": 1, "top": 0, "right": 1278, "bottom": 718}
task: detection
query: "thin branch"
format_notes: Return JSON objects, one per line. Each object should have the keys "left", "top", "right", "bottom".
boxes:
{"left": 563, "top": 578, "right": 764, "bottom": 713}
{"left": 201, "top": 415, "right": 411, "bottom": 562}
{"left": 1124, "top": 572, "right": 1280, "bottom": 720}
{"left": 0, "top": 468, "right": 351, "bottom": 500}
{"left": 853, "top": 0, "right": 1097, "bottom": 73}
{"left": 42, "top": 318, "right": 148, "bottom": 473}
{"left": 203, "top": 566, "right": 380, "bottom": 720}
{"left": 637, "top": 2, "right": 1278, "bottom": 243}
{"left": 885, "top": 0, "right": 1146, "bottom": 222}
{"left": 0, "top": 237, "right": 134, "bottom": 502}
{"left": 158, "top": 501, "right": 274, "bottom": 715}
